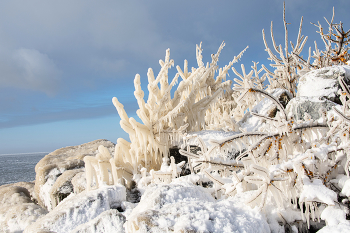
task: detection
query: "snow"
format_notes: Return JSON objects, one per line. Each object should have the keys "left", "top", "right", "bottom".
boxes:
{"left": 0, "top": 203, "right": 48, "bottom": 232}
{"left": 24, "top": 185, "right": 126, "bottom": 233}
{"left": 125, "top": 182, "right": 270, "bottom": 233}
{"left": 341, "top": 178, "right": 350, "bottom": 197}
{"left": 71, "top": 209, "right": 125, "bottom": 233}
{"left": 298, "top": 65, "right": 348, "bottom": 99}
{"left": 318, "top": 206, "right": 350, "bottom": 233}
{"left": 299, "top": 178, "right": 337, "bottom": 205}
{"left": 0, "top": 185, "right": 47, "bottom": 232}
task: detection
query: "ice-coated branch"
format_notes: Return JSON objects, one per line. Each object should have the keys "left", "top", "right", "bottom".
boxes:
{"left": 262, "top": 2, "right": 311, "bottom": 97}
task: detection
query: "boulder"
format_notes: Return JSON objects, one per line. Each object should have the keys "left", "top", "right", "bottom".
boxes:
{"left": 49, "top": 168, "right": 84, "bottom": 209}
{"left": 286, "top": 96, "right": 337, "bottom": 122}
{"left": 0, "top": 181, "right": 35, "bottom": 202}
{"left": 297, "top": 65, "right": 350, "bottom": 104}
{"left": 0, "top": 186, "right": 32, "bottom": 205}
{"left": 34, "top": 139, "right": 115, "bottom": 210}
{"left": 24, "top": 185, "right": 126, "bottom": 233}
{"left": 0, "top": 203, "right": 48, "bottom": 233}
{"left": 0, "top": 185, "right": 47, "bottom": 232}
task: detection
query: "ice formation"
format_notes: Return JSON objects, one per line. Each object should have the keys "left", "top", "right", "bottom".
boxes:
{"left": 0, "top": 184, "right": 47, "bottom": 232}
{"left": 24, "top": 185, "right": 126, "bottom": 233}
{"left": 1, "top": 3, "right": 350, "bottom": 233}
{"left": 111, "top": 42, "right": 247, "bottom": 179}
{"left": 34, "top": 139, "right": 115, "bottom": 210}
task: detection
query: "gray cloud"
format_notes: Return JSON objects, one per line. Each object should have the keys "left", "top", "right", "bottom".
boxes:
{"left": 0, "top": 48, "right": 60, "bottom": 95}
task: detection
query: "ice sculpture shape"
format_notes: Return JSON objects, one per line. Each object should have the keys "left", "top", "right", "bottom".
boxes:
{"left": 84, "top": 145, "right": 113, "bottom": 191}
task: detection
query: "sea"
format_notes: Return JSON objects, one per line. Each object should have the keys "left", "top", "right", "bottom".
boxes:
{"left": 0, "top": 152, "right": 47, "bottom": 186}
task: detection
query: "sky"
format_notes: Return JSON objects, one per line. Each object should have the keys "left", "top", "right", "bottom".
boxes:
{"left": 0, "top": 0, "right": 350, "bottom": 154}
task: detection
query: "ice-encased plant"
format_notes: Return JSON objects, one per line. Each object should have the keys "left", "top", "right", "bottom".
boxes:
{"left": 109, "top": 42, "right": 248, "bottom": 185}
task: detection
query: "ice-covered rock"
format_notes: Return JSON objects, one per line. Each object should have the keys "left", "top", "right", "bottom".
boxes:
{"left": 49, "top": 168, "right": 84, "bottom": 209}
{"left": 34, "top": 139, "right": 115, "bottom": 210}
{"left": 71, "top": 209, "right": 126, "bottom": 233}
{"left": 24, "top": 184, "right": 126, "bottom": 233}
{"left": 0, "top": 181, "right": 36, "bottom": 200}
{"left": 0, "top": 186, "right": 32, "bottom": 206}
{"left": 0, "top": 185, "right": 48, "bottom": 232}
{"left": 0, "top": 182, "right": 35, "bottom": 204}
{"left": 297, "top": 65, "right": 350, "bottom": 104}
{"left": 0, "top": 203, "right": 48, "bottom": 233}
{"left": 126, "top": 182, "right": 269, "bottom": 233}
{"left": 286, "top": 96, "right": 337, "bottom": 121}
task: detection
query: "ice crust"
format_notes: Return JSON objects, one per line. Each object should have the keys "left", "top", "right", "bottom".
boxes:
{"left": 24, "top": 185, "right": 126, "bottom": 233}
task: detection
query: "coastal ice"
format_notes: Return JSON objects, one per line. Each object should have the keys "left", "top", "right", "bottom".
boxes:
{"left": 1, "top": 11, "right": 350, "bottom": 231}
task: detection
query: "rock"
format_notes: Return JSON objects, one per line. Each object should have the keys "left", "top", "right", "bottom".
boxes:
{"left": 71, "top": 209, "right": 126, "bottom": 233}
{"left": 126, "top": 182, "right": 269, "bottom": 233}
{"left": 24, "top": 185, "right": 126, "bottom": 233}
{"left": 0, "top": 181, "right": 36, "bottom": 202}
{"left": 49, "top": 168, "right": 84, "bottom": 209}
{"left": 0, "top": 203, "right": 48, "bottom": 232}
{"left": 286, "top": 96, "right": 337, "bottom": 122}
{"left": 297, "top": 65, "right": 350, "bottom": 104}
{"left": 0, "top": 186, "right": 32, "bottom": 205}
{"left": 34, "top": 139, "right": 115, "bottom": 210}
{"left": 0, "top": 185, "right": 48, "bottom": 232}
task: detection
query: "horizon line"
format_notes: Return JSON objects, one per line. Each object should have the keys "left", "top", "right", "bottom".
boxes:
{"left": 0, "top": 152, "right": 49, "bottom": 156}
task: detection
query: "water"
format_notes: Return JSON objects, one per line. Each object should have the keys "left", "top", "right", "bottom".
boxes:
{"left": 0, "top": 152, "right": 47, "bottom": 186}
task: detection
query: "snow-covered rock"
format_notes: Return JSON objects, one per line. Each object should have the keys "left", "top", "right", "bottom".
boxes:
{"left": 0, "top": 185, "right": 48, "bottom": 232}
{"left": 49, "top": 168, "right": 84, "bottom": 209}
{"left": 24, "top": 184, "right": 126, "bottom": 233}
{"left": 0, "top": 203, "right": 48, "bottom": 233}
{"left": 34, "top": 139, "right": 115, "bottom": 210}
{"left": 286, "top": 96, "right": 337, "bottom": 121}
{"left": 125, "top": 182, "right": 269, "bottom": 233}
{"left": 71, "top": 209, "right": 126, "bottom": 233}
{"left": 0, "top": 181, "right": 36, "bottom": 201}
{"left": 297, "top": 65, "right": 350, "bottom": 104}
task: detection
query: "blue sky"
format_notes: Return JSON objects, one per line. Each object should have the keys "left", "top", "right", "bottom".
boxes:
{"left": 0, "top": 0, "right": 349, "bottom": 154}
